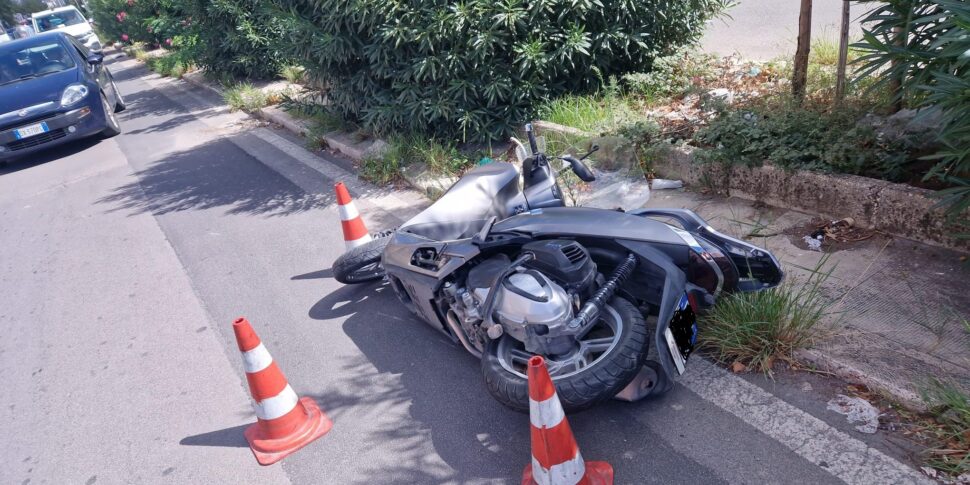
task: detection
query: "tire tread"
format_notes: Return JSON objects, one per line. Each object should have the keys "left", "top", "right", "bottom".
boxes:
{"left": 332, "top": 237, "right": 389, "bottom": 284}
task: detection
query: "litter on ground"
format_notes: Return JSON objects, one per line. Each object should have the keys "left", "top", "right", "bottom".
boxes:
{"left": 826, "top": 394, "right": 881, "bottom": 434}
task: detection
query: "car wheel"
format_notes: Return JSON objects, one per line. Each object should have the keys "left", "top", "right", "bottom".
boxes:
{"left": 112, "top": 79, "right": 126, "bottom": 113}
{"left": 100, "top": 92, "right": 121, "bottom": 138}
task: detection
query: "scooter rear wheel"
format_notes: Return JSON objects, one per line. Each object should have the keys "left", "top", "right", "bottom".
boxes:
{"left": 481, "top": 296, "right": 649, "bottom": 412}
{"left": 332, "top": 236, "right": 389, "bottom": 284}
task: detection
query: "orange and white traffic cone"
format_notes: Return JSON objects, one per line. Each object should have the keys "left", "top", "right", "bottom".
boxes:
{"left": 335, "top": 182, "right": 372, "bottom": 251}
{"left": 233, "top": 317, "right": 333, "bottom": 466}
{"left": 522, "top": 356, "right": 613, "bottom": 485}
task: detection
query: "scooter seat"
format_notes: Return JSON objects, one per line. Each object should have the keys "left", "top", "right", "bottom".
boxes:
{"left": 400, "top": 162, "right": 521, "bottom": 241}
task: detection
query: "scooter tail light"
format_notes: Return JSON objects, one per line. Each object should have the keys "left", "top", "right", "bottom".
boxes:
{"left": 686, "top": 292, "right": 700, "bottom": 313}
{"left": 686, "top": 250, "right": 720, "bottom": 296}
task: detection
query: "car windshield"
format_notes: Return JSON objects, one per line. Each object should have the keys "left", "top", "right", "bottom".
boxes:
{"left": 35, "top": 10, "right": 86, "bottom": 32}
{"left": 0, "top": 41, "right": 76, "bottom": 85}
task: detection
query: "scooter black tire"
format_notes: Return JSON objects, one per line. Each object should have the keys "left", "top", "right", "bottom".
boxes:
{"left": 481, "top": 296, "right": 649, "bottom": 413}
{"left": 332, "top": 236, "right": 390, "bottom": 284}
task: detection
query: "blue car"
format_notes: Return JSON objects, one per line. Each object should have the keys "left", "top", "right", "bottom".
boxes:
{"left": 0, "top": 32, "right": 125, "bottom": 163}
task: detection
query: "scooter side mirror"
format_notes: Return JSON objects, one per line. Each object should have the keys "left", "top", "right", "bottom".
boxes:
{"left": 562, "top": 156, "right": 596, "bottom": 182}
{"left": 580, "top": 145, "right": 600, "bottom": 161}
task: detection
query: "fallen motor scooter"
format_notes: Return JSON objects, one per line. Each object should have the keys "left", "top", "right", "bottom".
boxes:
{"left": 334, "top": 124, "right": 783, "bottom": 411}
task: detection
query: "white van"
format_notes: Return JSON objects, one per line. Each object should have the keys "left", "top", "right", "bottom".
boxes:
{"left": 31, "top": 6, "right": 102, "bottom": 51}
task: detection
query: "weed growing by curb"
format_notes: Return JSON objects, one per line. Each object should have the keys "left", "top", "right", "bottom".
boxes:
{"left": 920, "top": 379, "right": 970, "bottom": 477}
{"left": 279, "top": 65, "right": 306, "bottom": 84}
{"left": 358, "top": 155, "right": 402, "bottom": 185}
{"left": 538, "top": 80, "right": 637, "bottom": 134}
{"left": 127, "top": 43, "right": 148, "bottom": 61}
{"left": 700, "top": 257, "right": 836, "bottom": 373}
{"left": 358, "top": 135, "right": 480, "bottom": 186}
{"left": 142, "top": 50, "right": 195, "bottom": 78}
{"left": 223, "top": 84, "right": 273, "bottom": 113}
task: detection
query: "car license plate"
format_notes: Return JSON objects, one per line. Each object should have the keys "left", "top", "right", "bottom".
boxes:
{"left": 14, "top": 122, "right": 49, "bottom": 140}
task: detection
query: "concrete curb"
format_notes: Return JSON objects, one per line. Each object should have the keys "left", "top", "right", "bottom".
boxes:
{"left": 532, "top": 121, "right": 969, "bottom": 252}
{"left": 258, "top": 105, "right": 311, "bottom": 137}
{"left": 652, "top": 150, "right": 969, "bottom": 251}
{"left": 180, "top": 70, "right": 224, "bottom": 97}
{"left": 533, "top": 120, "right": 593, "bottom": 138}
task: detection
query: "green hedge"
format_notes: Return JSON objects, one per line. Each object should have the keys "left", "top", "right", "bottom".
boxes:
{"left": 182, "top": 0, "right": 289, "bottom": 80}
{"left": 89, "top": 0, "right": 286, "bottom": 79}
{"left": 88, "top": 0, "right": 186, "bottom": 46}
{"left": 272, "top": 0, "right": 728, "bottom": 141}
{"left": 854, "top": 0, "right": 970, "bottom": 222}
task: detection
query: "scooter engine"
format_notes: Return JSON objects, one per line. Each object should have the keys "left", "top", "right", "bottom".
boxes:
{"left": 468, "top": 240, "right": 597, "bottom": 354}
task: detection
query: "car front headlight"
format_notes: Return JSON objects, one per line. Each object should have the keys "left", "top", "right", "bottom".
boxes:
{"left": 60, "top": 84, "right": 89, "bottom": 107}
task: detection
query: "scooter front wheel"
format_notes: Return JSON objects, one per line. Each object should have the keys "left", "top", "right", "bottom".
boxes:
{"left": 332, "top": 236, "right": 389, "bottom": 284}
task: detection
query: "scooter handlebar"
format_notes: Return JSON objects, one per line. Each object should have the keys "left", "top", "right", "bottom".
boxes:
{"left": 525, "top": 123, "right": 539, "bottom": 156}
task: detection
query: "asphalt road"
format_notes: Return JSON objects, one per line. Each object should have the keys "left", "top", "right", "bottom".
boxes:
{"left": 0, "top": 58, "right": 932, "bottom": 484}
{"left": 701, "top": 0, "right": 865, "bottom": 60}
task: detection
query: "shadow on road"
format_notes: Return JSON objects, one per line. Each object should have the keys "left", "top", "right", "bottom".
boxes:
{"left": 97, "top": 137, "right": 334, "bottom": 217}
{"left": 119, "top": 89, "right": 227, "bottom": 136}
{"left": 106, "top": 55, "right": 147, "bottom": 83}
{"left": 292, "top": 268, "right": 333, "bottom": 281}
{"left": 306, "top": 282, "right": 520, "bottom": 483}
{"left": 179, "top": 424, "right": 251, "bottom": 448}
{"left": 0, "top": 137, "right": 103, "bottom": 176}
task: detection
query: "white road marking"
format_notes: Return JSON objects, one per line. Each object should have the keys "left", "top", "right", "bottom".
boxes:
{"left": 250, "top": 128, "right": 427, "bottom": 221}
{"left": 680, "top": 359, "right": 932, "bottom": 485}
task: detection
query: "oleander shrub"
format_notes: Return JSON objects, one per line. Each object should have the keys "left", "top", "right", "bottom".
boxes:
{"left": 89, "top": 0, "right": 187, "bottom": 46}
{"left": 1, "top": 1, "right": 16, "bottom": 26}
{"left": 854, "top": 0, "right": 970, "bottom": 227}
{"left": 271, "top": 0, "right": 729, "bottom": 141}
{"left": 183, "top": 0, "right": 290, "bottom": 79}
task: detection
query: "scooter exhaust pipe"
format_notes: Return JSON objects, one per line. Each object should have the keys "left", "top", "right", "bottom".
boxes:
{"left": 446, "top": 310, "right": 483, "bottom": 359}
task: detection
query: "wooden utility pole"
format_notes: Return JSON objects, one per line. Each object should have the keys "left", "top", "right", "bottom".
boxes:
{"left": 792, "top": 0, "right": 814, "bottom": 101}
{"left": 835, "top": 0, "right": 851, "bottom": 103}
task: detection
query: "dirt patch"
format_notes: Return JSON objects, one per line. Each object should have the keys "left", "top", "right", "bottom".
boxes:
{"left": 784, "top": 217, "right": 886, "bottom": 252}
